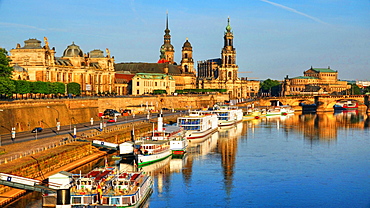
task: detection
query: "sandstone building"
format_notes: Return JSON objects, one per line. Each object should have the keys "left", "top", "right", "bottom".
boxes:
{"left": 114, "top": 13, "right": 197, "bottom": 95}
{"left": 197, "top": 18, "right": 260, "bottom": 99}
{"left": 9, "top": 38, "right": 115, "bottom": 95}
{"left": 281, "top": 66, "right": 351, "bottom": 96}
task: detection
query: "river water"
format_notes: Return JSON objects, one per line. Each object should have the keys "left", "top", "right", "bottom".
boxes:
{"left": 8, "top": 111, "right": 370, "bottom": 208}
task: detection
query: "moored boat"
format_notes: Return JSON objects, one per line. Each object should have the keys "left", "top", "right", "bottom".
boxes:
{"left": 45, "top": 167, "right": 153, "bottom": 208}
{"left": 243, "top": 109, "right": 264, "bottom": 120}
{"left": 208, "top": 105, "right": 243, "bottom": 127}
{"left": 177, "top": 111, "right": 218, "bottom": 142}
{"left": 334, "top": 100, "right": 358, "bottom": 110}
{"left": 134, "top": 139, "right": 172, "bottom": 167}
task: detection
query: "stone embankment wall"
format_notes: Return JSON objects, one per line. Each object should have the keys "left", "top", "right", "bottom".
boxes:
{"left": 0, "top": 94, "right": 228, "bottom": 134}
{"left": 0, "top": 114, "right": 178, "bottom": 205}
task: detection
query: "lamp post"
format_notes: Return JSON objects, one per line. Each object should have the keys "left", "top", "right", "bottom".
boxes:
{"left": 11, "top": 127, "right": 15, "bottom": 142}
{"left": 47, "top": 106, "right": 60, "bottom": 132}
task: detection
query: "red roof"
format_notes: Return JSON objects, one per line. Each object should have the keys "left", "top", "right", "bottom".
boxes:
{"left": 158, "top": 58, "right": 169, "bottom": 63}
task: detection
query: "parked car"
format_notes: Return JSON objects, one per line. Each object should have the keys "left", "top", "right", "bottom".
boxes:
{"left": 31, "top": 127, "right": 43, "bottom": 133}
{"left": 104, "top": 109, "right": 121, "bottom": 117}
{"left": 107, "top": 119, "right": 116, "bottom": 123}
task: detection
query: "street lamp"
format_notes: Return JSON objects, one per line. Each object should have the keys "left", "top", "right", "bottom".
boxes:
{"left": 47, "top": 106, "right": 60, "bottom": 132}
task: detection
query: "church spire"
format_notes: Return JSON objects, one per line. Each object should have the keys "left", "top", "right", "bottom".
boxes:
{"left": 160, "top": 11, "right": 175, "bottom": 64}
{"left": 165, "top": 10, "right": 170, "bottom": 35}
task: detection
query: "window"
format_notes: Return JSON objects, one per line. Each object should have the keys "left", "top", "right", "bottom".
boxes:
{"left": 137, "top": 81, "right": 140, "bottom": 86}
{"left": 155, "top": 82, "right": 157, "bottom": 86}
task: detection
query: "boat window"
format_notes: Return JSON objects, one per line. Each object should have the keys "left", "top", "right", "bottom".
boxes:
{"left": 111, "top": 197, "right": 120, "bottom": 205}
{"left": 71, "top": 196, "right": 82, "bottom": 204}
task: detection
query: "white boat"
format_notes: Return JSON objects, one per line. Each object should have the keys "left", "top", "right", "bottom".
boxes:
{"left": 208, "top": 105, "right": 243, "bottom": 127}
{"left": 243, "top": 109, "right": 265, "bottom": 120}
{"left": 177, "top": 112, "right": 218, "bottom": 141}
{"left": 151, "top": 114, "right": 188, "bottom": 156}
{"left": 266, "top": 105, "right": 294, "bottom": 116}
{"left": 334, "top": 100, "right": 358, "bottom": 110}
{"left": 134, "top": 139, "right": 172, "bottom": 167}
{"left": 64, "top": 167, "right": 153, "bottom": 207}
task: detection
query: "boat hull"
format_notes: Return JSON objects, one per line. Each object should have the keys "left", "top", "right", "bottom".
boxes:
{"left": 136, "top": 149, "right": 172, "bottom": 167}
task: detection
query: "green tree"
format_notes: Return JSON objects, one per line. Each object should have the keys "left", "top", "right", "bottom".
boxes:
{"left": 260, "top": 79, "right": 281, "bottom": 96}
{"left": 0, "top": 77, "right": 16, "bottom": 97}
{"left": 13, "top": 80, "right": 30, "bottom": 99}
{"left": 48, "top": 82, "right": 65, "bottom": 96}
{"left": 0, "top": 48, "right": 13, "bottom": 78}
{"left": 364, "top": 86, "right": 370, "bottom": 94}
{"left": 348, "top": 83, "right": 361, "bottom": 95}
{"left": 30, "top": 81, "right": 49, "bottom": 98}
{"left": 67, "top": 82, "right": 81, "bottom": 96}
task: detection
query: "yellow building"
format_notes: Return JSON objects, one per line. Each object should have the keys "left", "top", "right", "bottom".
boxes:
{"left": 131, "top": 73, "right": 175, "bottom": 95}
{"left": 282, "top": 66, "right": 350, "bottom": 96}
{"left": 9, "top": 37, "right": 115, "bottom": 95}
{"left": 197, "top": 18, "right": 260, "bottom": 99}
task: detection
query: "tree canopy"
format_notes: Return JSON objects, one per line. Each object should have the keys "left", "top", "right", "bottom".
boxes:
{"left": 0, "top": 48, "right": 14, "bottom": 78}
{"left": 260, "top": 79, "right": 281, "bottom": 92}
{"left": 67, "top": 82, "right": 81, "bottom": 96}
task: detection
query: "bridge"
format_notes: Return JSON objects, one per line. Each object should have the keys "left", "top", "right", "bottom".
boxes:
{"left": 246, "top": 95, "right": 369, "bottom": 112}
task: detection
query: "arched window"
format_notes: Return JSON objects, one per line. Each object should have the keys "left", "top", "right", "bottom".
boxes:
{"left": 228, "top": 55, "right": 232, "bottom": 64}
{"left": 184, "top": 53, "right": 188, "bottom": 58}
{"left": 184, "top": 65, "right": 188, "bottom": 72}
{"left": 228, "top": 71, "right": 232, "bottom": 79}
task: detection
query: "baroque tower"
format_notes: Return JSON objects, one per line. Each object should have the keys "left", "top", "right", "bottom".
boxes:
{"left": 220, "top": 17, "right": 238, "bottom": 81}
{"left": 161, "top": 12, "right": 175, "bottom": 64}
{"left": 181, "top": 38, "right": 194, "bottom": 73}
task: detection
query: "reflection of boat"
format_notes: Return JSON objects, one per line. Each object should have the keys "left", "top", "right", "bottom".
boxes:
{"left": 334, "top": 100, "right": 358, "bottom": 110}
{"left": 300, "top": 103, "right": 317, "bottom": 113}
{"left": 187, "top": 131, "right": 219, "bottom": 156}
{"left": 120, "top": 156, "right": 172, "bottom": 176}
{"left": 177, "top": 112, "right": 218, "bottom": 141}
{"left": 170, "top": 153, "right": 188, "bottom": 173}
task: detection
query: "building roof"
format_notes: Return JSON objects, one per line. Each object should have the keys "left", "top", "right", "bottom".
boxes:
{"left": 63, "top": 42, "right": 83, "bottom": 57}
{"left": 310, "top": 67, "right": 336, "bottom": 73}
{"left": 22, "top": 38, "right": 42, "bottom": 49}
{"left": 115, "top": 62, "right": 182, "bottom": 74}
{"left": 292, "top": 76, "right": 318, "bottom": 79}
{"left": 12, "top": 63, "right": 27, "bottom": 72}
{"left": 115, "top": 73, "right": 135, "bottom": 84}
{"left": 134, "top": 73, "right": 174, "bottom": 80}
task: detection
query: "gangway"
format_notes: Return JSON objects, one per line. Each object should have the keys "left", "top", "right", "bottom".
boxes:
{"left": 92, "top": 140, "right": 119, "bottom": 150}
{"left": 0, "top": 173, "right": 60, "bottom": 194}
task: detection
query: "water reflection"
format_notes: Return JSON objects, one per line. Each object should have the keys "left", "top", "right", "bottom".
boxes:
{"left": 217, "top": 122, "right": 243, "bottom": 197}
{"left": 11, "top": 111, "right": 370, "bottom": 207}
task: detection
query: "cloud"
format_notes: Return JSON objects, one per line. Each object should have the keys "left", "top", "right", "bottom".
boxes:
{"left": 260, "top": 0, "right": 328, "bottom": 25}
{"left": 0, "top": 22, "right": 45, "bottom": 30}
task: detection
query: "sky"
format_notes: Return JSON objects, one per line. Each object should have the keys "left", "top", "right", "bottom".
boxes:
{"left": 0, "top": 0, "right": 369, "bottom": 80}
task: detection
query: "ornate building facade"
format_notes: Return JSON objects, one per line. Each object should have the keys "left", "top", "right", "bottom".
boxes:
{"left": 131, "top": 73, "right": 175, "bottom": 95}
{"left": 9, "top": 38, "right": 115, "bottom": 95}
{"left": 115, "top": 13, "right": 197, "bottom": 94}
{"left": 281, "top": 66, "right": 350, "bottom": 96}
{"left": 197, "top": 18, "right": 260, "bottom": 99}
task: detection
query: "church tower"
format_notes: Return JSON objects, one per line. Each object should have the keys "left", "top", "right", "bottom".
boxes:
{"left": 181, "top": 38, "right": 194, "bottom": 73}
{"left": 220, "top": 17, "right": 238, "bottom": 81}
{"left": 160, "top": 12, "right": 175, "bottom": 64}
